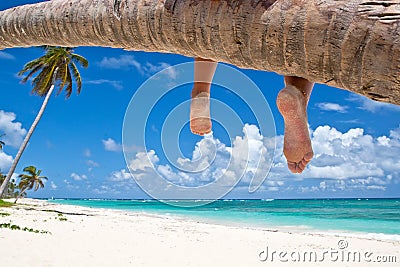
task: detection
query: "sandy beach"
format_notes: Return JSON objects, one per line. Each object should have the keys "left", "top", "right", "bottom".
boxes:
{"left": 0, "top": 198, "right": 399, "bottom": 267}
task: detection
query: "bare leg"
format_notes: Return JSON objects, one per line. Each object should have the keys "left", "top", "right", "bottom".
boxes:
{"left": 276, "top": 76, "right": 314, "bottom": 174}
{"left": 190, "top": 57, "right": 217, "bottom": 136}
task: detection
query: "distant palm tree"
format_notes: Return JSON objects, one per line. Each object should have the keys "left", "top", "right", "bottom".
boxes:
{"left": 0, "top": 46, "right": 88, "bottom": 198}
{"left": 0, "top": 174, "right": 19, "bottom": 198}
{"left": 15, "top": 166, "right": 47, "bottom": 203}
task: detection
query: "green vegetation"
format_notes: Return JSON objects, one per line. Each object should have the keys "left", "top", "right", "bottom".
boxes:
{"left": 15, "top": 166, "right": 48, "bottom": 203}
{"left": 57, "top": 213, "right": 68, "bottom": 221}
{"left": 0, "top": 223, "right": 50, "bottom": 234}
{"left": 0, "top": 212, "right": 10, "bottom": 217}
{"left": 0, "top": 199, "right": 13, "bottom": 208}
{"left": 0, "top": 46, "right": 88, "bottom": 198}
{"left": 0, "top": 174, "right": 22, "bottom": 199}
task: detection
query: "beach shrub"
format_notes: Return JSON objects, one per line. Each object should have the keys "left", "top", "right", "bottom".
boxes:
{"left": 0, "top": 212, "right": 10, "bottom": 217}
{"left": 0, "top": 223, "right": 50, "bottom": 234}
{"left": 0, "top": 199, "right": 13, "bottom": 207}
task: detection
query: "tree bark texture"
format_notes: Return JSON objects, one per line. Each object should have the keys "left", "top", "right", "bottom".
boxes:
{"left": 0, "top": 0, "right": 399, "bottom": 104}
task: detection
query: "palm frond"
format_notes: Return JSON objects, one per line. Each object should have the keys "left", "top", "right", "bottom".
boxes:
{"left": 20, "top": 64, "right": 43, "bottom": 84}
{"left": 56, "top": 63, "right": 69, "bottom": 95}
{"left": 64, "top": 67, "right": 73, "bottom": 98}
{"left": 19, "top": 46, "right": 87, "bottom": 99}
{"left": 71, "top": 53, "right": 89, "bottom": 68}
{"left": 18, "top": 57, "right": 47, "bottom": 76}
{"left": 69, "top": 62, "right": 82, "bottom": 95}
{"left": 22, "top": 166, "right": 37, "bottom": 175}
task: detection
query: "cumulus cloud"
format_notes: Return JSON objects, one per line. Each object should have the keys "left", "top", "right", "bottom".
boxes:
{"left": 123, "top": 124, "right": 400, "bottom": 196}
{"left": 0, "top": 151, "right": 13, "bottom": 171}
{"left": 126, "top": 124, "right": 275, "bottom": 199}
{"left": 102, "top": 138, "right": 123, "bottom": 152}
{"left": 97, "top": 55, "right": 177, "bottom": 79}
{"left": 316, "top": 102, "right": 348, "bottom": 113}
{"left": 0, "top": 110, "right": 27, "bottom": 148}
{"left": 50, "top": 181, "right": 57, "bottom": 189}
{"left": 70, "top": 173, "right": 87, "bottom": 181}
{"left": 109, "top": 169, "right": 133, "bottom": 182}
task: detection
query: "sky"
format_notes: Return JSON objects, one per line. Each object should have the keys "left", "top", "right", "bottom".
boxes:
{"left": 1, "top": 1, "right": 400, "bottom": 200}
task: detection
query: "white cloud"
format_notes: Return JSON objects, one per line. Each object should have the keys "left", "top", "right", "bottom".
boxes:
{"left": 70, "top": 173, "right": 87, "bottom": 181}
{"left": 98, "top": 55, "right": 141, "bottom": 69}
{"left": 347, "top": 95, "right": 400, "bottom": 113}
{"left": 0, "top": 151, "right": 13, "bottom": 171}
{"left": 50, "top": 181, "right": 57, "bottom": 189}
{"left": 86, "top": 79, "right": 123, "bottom": 90}
{"left": 129, "top": 150, "right": 159, "bottom": 172}
{"left": 86, "top": 160, "right": 99, "bottom": 168}
{"left": 125, "top": 124, "right": 400, "bottom": 195}
{"left": 0, "top": 110, "right": 27, "bottom": 148}
{"left": 316, "top": 102, "right": 348, "bottom": 113}
{"left": 102, "top": 138, "right": 123, "bottom": 152}
{"left": 109, "top": 169, "right": 133, "bottom": 182}
{"left": 0, "top": 51, "right": 15, "bottom": 60}
{"left": 83, "top": 149, "right": 91, "bottom": 157}
{"left": 127, "top": 124, "right": 273, "bottom": 191}
{"left": 97, "top": 55, "right": 177, "bottom": 79}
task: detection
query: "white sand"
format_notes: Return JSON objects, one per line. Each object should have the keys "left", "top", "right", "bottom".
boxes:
{"left": 0, "top": 198, "right": 399, "bottom": 267}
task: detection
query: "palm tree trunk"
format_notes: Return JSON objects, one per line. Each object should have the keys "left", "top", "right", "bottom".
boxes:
{"left": 14, "top": 187, "right": 28, "bottom": 204}
{"left": 0, "top": 84, "right": 55, "bottom": 198}
{"left": 0, "top": 0, "right": 399, "bottom": 105}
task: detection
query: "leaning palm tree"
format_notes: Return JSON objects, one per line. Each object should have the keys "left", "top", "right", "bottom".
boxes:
{"left": 0, "top": 46, "right": 88, "bottom": 198}
{"left": 15, "top": 166, "right": 47, "bottom": 203}
{"left": 0, "top": 174, "right": 18, "bottom": 198}
{"left": 0, "top": 0, "right": 399, "bottom": 105}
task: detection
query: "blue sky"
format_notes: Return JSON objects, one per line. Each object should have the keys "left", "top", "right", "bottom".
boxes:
{"left": 1, "top": 1, "right": 400, "bottom": 199}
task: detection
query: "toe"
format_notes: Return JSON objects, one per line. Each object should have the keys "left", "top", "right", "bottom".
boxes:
{"left": 295, "top": 164, "right": 303, "bottom": 173}
{"left": 304, "top": 151, "right": 314, "bottom": 161}
{"left": 298, "top": 160, "right": 306, "bottom": 171}
{"left": 298, "top": 161, "right": 308, "bottom": 173}
{"left": 287, "top": 161, "right": 298, "bottom": 174}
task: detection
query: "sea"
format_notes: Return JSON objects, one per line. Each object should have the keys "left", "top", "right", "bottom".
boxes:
{"left": 49, "top": 198, "right": 400, "bottom": 240}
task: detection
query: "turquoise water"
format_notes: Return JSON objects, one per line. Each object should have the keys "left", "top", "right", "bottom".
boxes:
{"left": 49, "top": 198, "right": 400, "bottom": 237}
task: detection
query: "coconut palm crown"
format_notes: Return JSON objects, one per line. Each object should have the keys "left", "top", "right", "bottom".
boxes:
{"left": 15, "top": 166, "right": 48, "bottom": 203}
{"left": 19, "top": 46, "right": 88, "bottom": 98}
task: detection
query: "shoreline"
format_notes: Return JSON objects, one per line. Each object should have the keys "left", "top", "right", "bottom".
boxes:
{"left": 47, "top": 198, "right": 400, "bottom": 242}
{"left": 1, "top": 198, "right": 399, "bottom": 266}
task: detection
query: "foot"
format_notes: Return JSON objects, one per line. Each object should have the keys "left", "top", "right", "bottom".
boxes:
{"left": 277, "top": 84, "right": 314, "bottom": 174}
{"left": 190, "top": 91, "right": 212, "bottom": 136}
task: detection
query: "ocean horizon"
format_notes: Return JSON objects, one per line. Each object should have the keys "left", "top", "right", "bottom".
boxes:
{"left": 48, "top": 198, "right": 400, "bottom": 240}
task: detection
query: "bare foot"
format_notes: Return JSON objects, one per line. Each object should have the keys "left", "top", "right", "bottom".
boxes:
{"left": 277, "top": 78, "right": 314, "bottom": 174}
{"left": 190, "top": 91, "right": 212, "bottom": 136}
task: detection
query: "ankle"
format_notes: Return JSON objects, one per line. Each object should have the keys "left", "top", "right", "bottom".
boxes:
{"left": 192, "top": 83, "right": 211, "bottom": 97}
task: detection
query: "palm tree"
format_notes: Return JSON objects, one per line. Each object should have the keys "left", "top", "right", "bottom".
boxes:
{"left": 0, "top": 46, "right": 88, "bottom": 198}
{"left": 0, "top": 174, "right": 19, "bottom": 198}
{"left": 0, "top": 0, "right": 398, "bottom": 105}
{"left": 15, "top": 166, "right": 47, "bottom": 203}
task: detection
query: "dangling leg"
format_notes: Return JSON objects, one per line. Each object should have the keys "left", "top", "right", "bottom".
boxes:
{"left": 276, "top": 76, "right": 314, "bottom": 174}
{"left": 190, "top": 57, "right": 217, "bottom": 136}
